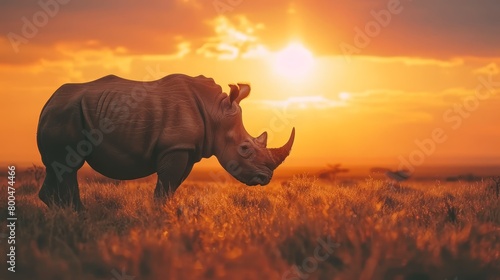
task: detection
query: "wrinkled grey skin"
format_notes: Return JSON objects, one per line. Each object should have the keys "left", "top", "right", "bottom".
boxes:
{"left": 37, "top": 74, "right": 295, "bottom": 210}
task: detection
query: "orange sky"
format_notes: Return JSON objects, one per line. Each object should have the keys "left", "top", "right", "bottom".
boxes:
{"left": 1, "top": 0, "right": 499, "bottom": 170}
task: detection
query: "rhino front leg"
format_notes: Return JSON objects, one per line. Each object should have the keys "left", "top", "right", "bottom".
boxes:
{"left": 154, "top": 150, "right": 194, "bottom": 204}
{"left": 39, "top": 165, "right": 85, "bottom": 211}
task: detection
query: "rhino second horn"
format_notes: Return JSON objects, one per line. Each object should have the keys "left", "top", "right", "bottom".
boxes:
{"left": 269, "top": 127, "right": 295, "bottom": 169}
{"left": 256, "top": 131, "right": 268, "bottom": 147}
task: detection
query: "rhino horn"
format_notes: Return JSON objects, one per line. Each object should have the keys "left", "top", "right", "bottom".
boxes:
{"left": 269, "top": 128, "right": 295, "bottom": 169}
{"left": 255, "top": 131, "right": 268, "bottom": 147}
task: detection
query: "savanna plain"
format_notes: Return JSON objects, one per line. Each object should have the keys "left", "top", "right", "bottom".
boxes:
{"left": 1, "top": 167, "right": 499, "bottom": 280}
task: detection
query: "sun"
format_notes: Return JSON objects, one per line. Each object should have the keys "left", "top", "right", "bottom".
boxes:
{"left": 274, "top": 42, "right": 315, "bottom": 80}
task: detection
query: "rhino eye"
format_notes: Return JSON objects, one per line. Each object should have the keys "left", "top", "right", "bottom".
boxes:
{"left": 238, "top": 143, "right": 253, "bottom": 158}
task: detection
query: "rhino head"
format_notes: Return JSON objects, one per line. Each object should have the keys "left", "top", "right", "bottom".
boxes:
{"left": 213, "top": 83, "right": 295, "bottom": 186}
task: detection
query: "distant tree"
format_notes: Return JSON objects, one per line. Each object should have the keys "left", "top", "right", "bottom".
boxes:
{"left": 370, "top": 167, "right": 411, "bottom": 182}
{"left": 317, "top": 163, "right": 349, "bottom": 181}
{"left": 446, "top": 173, "right": 481, "bottom": 182}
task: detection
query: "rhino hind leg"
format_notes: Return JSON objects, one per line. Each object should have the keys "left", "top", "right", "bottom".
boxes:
{"left": 154, "top": 150, "right": 194, "bottom": 204}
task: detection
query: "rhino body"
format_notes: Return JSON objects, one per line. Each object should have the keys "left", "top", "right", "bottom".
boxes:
{"left": 37, "top": 74, "right": 294, "bottom": 210}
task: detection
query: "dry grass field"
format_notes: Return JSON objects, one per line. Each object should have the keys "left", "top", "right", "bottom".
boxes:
{"left": 1, "top": 170, "right": 500, "bottom": 280}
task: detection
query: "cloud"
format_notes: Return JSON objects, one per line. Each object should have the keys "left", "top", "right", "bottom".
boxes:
{"left": 140, "top": 42, "right": 191, "bottom": 61}
{"left": 0, "top": 40, "right": 193, "bottom": 83}
{"left": 196, "top": 16, "right": 269, "bottom": 60}
{"left": 0, "top": 0, "right": 201, "bottom": 63}
{"left": 350, "top": 88, "right": 468, "bottom": 107}
{"left": 1, "top": 0, "right": 500, "bottom": 62}
{"left": 267, "top": 0, "right": 500, "bottom": 58}
{"left": 358, "top": 56, "right": 464, "bottom": 68}
{"left": 256, "top": 95, "right": 346, "bottom": 110}
{"left": 473, "top": 63, "right": 499, "bottom": 76}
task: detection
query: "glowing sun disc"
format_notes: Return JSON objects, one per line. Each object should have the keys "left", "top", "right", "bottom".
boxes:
{"left": 274, "top": 43, "right": 314, "bottom": 79}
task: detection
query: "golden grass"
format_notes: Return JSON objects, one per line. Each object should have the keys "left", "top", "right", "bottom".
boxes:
{"left": 1, "top": 174, "right": 499, "bottom": 280}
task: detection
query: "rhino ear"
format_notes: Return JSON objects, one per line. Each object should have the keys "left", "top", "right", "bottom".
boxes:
{"left": 229, "top": 84, "right": 239, "bottom": 103}
{"left": 236, "top": 83, "right": 250, "bottom": 103}
{"left": 228, "top": 84, "right": 251, "bottom": 104}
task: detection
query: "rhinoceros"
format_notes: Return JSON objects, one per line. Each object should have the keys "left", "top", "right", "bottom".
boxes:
{"left": 37, "top": 74, "right": 295, "bottom": 210}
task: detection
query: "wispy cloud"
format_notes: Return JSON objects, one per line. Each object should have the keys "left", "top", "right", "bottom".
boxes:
{"left": 473, "top": 63, "right": 499, "bottom": 76}
{"left": 140, "top": 42, "right": 191, "bottom": 61}
{"left": 357, "top": 56, "right": 464, "bottom": 68}
{"left": 256, "top": 95, "right": 347, "bottom": 110}
{"left": 196, "top": 16, "right": 269, "bottom": 60}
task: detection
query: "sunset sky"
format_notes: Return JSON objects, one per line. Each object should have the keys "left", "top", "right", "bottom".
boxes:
{"left": 1, "top": 0, "right": 499, "bottom": 171}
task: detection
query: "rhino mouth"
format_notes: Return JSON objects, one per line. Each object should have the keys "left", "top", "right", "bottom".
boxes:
{"left": 249, "top": 172, "right": 271, "bottom": 186}
{"left": 233, "top": 170, "right": 271, "bottom": 186}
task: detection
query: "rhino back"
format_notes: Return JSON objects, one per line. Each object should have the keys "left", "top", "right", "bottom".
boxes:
{"left": 38, "top": 74, "right": 222, "bottom": 179}
{"left": 84, "top": 75, "right": 205, "bottom": 156}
